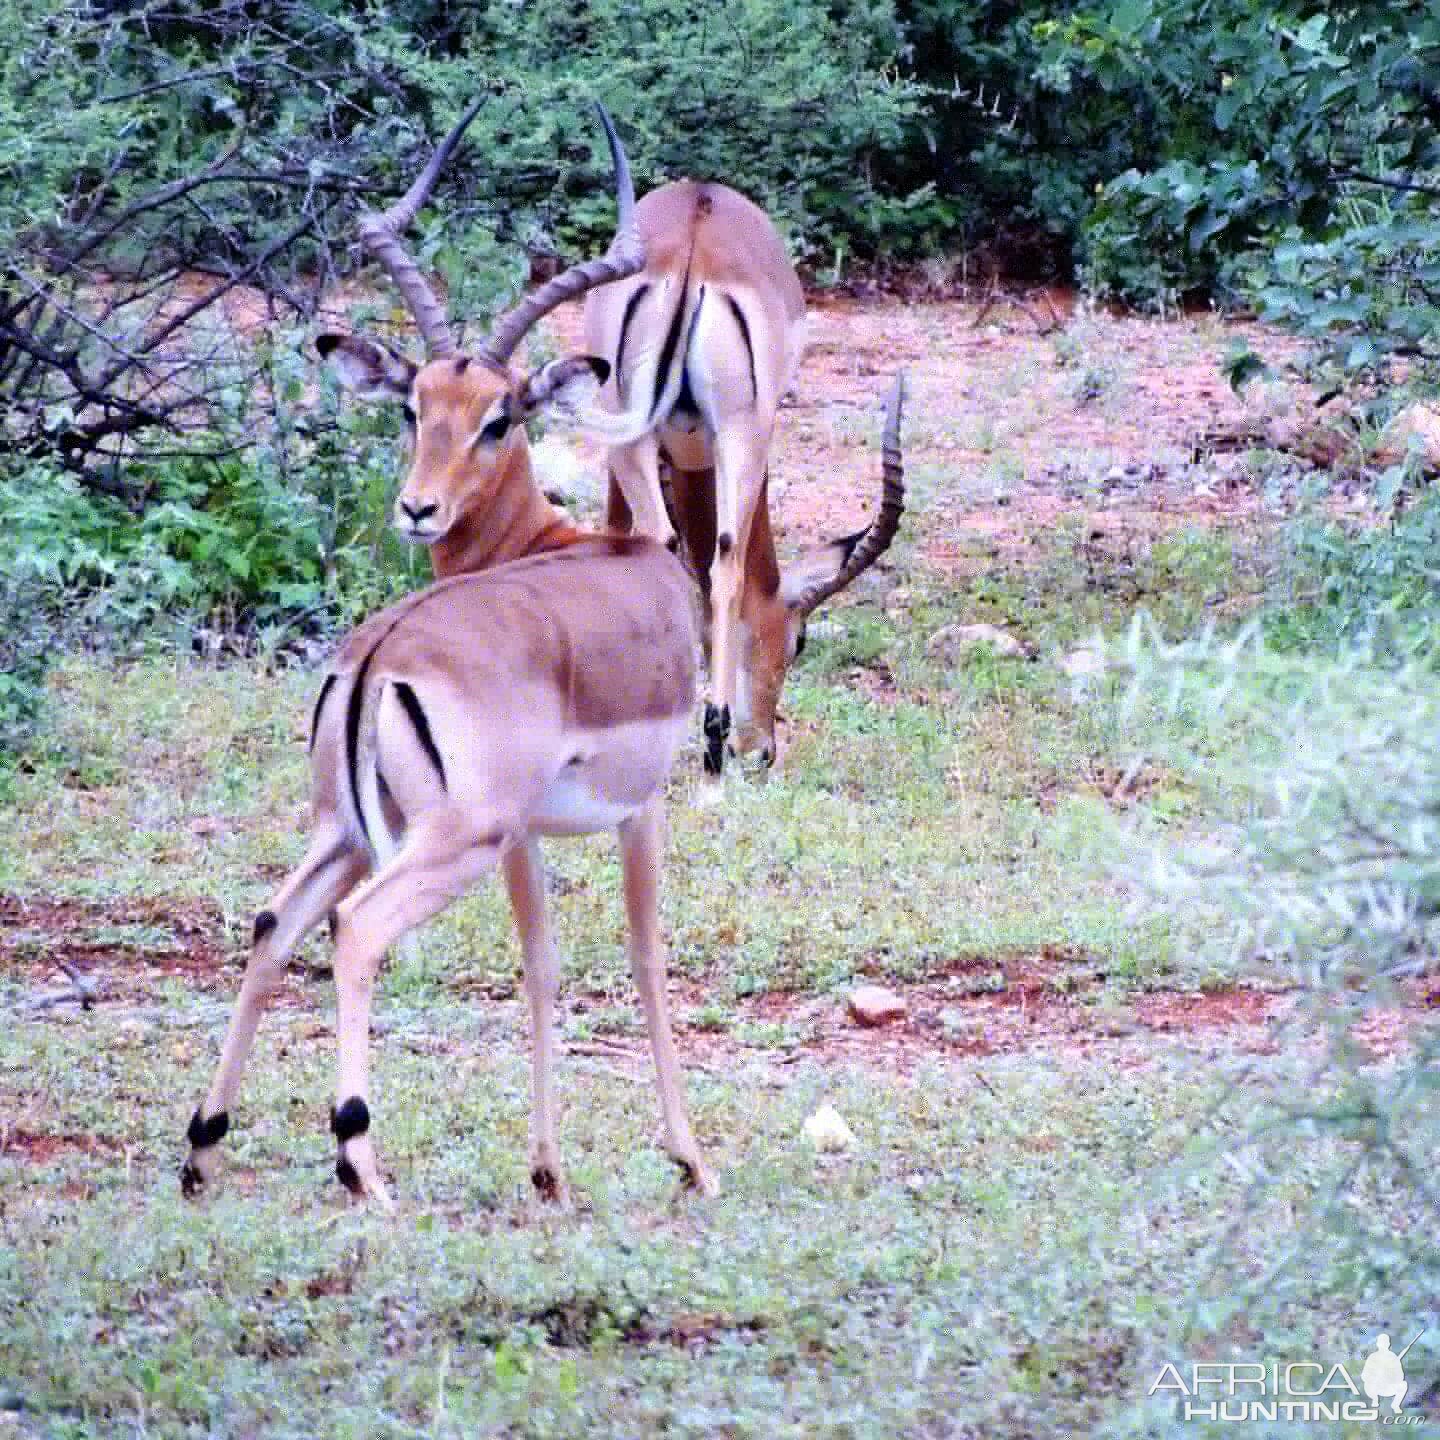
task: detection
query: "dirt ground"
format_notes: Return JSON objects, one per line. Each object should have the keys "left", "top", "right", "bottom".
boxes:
{"left": 5, "top": 292, "right": 1430, "bottom": 1089}
{"left": 6, "top": 883, "right": 1435, "bottom": 1096}
{"left": 542, "top": 290, "right": 1321, "bottom": 567}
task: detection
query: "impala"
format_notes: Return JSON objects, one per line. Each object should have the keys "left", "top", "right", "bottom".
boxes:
{"left": 583, "top": 183, "right": 905, "bottom": 772}
{"left": 181, "top": 102, "right": 697, "bottom": 1209}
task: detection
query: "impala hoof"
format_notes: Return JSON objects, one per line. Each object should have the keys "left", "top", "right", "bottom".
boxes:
{"left": 530, "top": 1165, "right": 570, "bottom": 1205}
{"left": 674, "top": 1155, "right": 719, "bottom": 1198}
{"left": 334, "top": 1157, "right": 396, "bottom": 1214}
{"left": 333, "top": 1112, "right": 395, "bottom": 1213}
{"left": 702, "top": 703, "right": 731, "bottom": 775}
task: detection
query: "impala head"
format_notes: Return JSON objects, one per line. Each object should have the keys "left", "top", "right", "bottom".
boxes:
{"left": 732, "top": 374, "right": 906, "bottom": 767}
{"left": 317, "top": 337, "right": 609, "bottom": 548}
{"left": 317, "top": 100, "right": 642, "bottom": 564}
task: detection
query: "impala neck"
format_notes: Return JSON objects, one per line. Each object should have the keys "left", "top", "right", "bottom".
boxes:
{"left": 426, "top": 440, "right": 583, "bottom": 579}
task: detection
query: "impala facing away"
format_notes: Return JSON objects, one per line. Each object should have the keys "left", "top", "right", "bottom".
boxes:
{"left": 179, "top": 103, "right": 729, "bottom": 1209}
{"left": 584, "top": 183, "right": 905, "bottom": 772}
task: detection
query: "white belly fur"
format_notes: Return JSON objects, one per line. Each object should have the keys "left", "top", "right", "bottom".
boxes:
{"left": 532, "top": 771, "right": 641, "bottom": 835}
{"left": 532, "top": 714, "right": 689, "bottom": 837}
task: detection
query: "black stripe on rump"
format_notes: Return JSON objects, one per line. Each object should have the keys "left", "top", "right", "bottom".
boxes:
{"left": 345, "top": 651, "right": 377, "bottom": 852}
{"left": 726, "top": 295, "right": 758, "bottom": 405}
{"left": 309, "top": 674, "right": 337, "bottom": 753}
{"left": 651, "top": 267, "right": 692, "bottom": 422}
{"left": 392, "top": 681, "right": 447, "bottom": 790}
{"left": 614, "top": 281, "right": 650, "bottom": 407}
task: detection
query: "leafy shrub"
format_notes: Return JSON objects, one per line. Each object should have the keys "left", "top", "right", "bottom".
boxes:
{"left": 1109, "top": 619, "right": 1440, "bottom": 1305}
{"left": 1264, "top": 483, "right": 1440, "bottom": 657}
{"left": 0, "top": 575, "right": 56, "bottom": 777}
{"left": 1059, "top": 1, "right": 1440, "bottom": 405}
{"left": 0, "top": 367, "right": 424, "bottom": 651}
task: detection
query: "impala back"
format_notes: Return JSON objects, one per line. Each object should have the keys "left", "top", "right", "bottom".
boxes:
{"left": 316, "top": 538, "right": 699, "bottom": 849}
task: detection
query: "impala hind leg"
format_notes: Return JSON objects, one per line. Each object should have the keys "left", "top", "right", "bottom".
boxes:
{"left": 706, "top": 425, "right": 769, "bottom": 776}
{"left": 618, "top": 800, "right": 715, "bottom": 1195}
{"left": 608, "top": 434, "right": 675, "bottom": 549}
{"left": 182, "top": 829, "right": 369, "bottom": 1196}
{"left": 502, "top": 840, "right": 569, "bottom": 1202}
{"left": 328, "top": 817, "right": 506, "bottom": 1211}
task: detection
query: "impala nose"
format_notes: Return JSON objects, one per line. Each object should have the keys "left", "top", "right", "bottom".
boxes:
{"left": 399, "top": 499, "right": 437, "bottom": 526}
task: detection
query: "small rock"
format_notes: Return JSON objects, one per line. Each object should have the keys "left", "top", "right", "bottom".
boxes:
{"left": 1059, "top": 647, "right": 1107, "bottom": 679}
{"left": 847, "top": 984, "right": 908, "bottom": 1028}
{"left": 926, "top": 622, "right": 1026, "bottom": 664}
{"left": 1378, "top": 402, "right": 1440, "bottom": 469}
{"left": 802, "top": 1103, "right": 856, "bottom": 1153}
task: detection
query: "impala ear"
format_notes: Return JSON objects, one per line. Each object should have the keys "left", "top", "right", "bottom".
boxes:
{"left": 514, "top": 355, "right": 610, "bottom": 423}
{"left": 316, "top": 333, "right": 417, "bottom": 400}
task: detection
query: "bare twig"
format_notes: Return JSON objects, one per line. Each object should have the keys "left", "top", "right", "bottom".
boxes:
{"left": 20, "top": 963, "right": 107, "bottom": 1012}
{"left": 95, "top": 208, "right": 320, "bottom": 392}
{"left": 564, "top": 1039, "right": 641, "bottom": 1060}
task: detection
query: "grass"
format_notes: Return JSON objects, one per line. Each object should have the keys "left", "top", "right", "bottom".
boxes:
{"left": 2, "top": 997, "right": 1424, "bottom": 1439}
{"left": 2, "top": 592, "right": 1431, "bottom": 1436}
{"left": 2, "top": 992, "right": 1431, "bottom": 1438}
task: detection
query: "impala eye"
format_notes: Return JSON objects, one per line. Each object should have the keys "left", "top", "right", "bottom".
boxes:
{"left": 479, "top": 411, "right": 512, "bottom": 445}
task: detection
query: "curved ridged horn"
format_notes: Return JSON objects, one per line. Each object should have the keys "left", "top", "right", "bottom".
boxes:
{"left": 476, "top": 102, "right": 643, "bottom": 370}
{"left": 793, "top": 373, "right": 906, "bottom": 618}
{"left": 355, "top": 97, "right": 487, "bottom": 358}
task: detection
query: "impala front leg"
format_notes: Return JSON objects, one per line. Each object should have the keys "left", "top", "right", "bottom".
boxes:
{"left": 502, "top": 839, "right": 569, "bottom": 1202}
{"left": 328, "top": 816, "right": 506, "bottom": 1211}
{"left": 618, "top": 799, "right": 715, "bottom": 1195}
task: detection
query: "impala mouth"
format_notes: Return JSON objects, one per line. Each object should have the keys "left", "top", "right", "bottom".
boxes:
{"left": 391, "top": 504, "right": 444, "bottom": 545}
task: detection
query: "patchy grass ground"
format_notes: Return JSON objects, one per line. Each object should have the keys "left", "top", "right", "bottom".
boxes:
{"left": 1, "top": 297, "right": 1435, "bottom": 1438}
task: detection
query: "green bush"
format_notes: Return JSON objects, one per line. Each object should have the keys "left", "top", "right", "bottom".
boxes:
{"left": 0, "top": 365, "right": 425, "bottom": 649}
{"left": 1264, "top": 484, "right": 1440, "bottom": 657}
{"left": 0, "top": 576, "right": 56, "bottom": 778}
{"left": 1058, "top": 2, "right": 1440, "bottom": 403}
{"left": 1106, "top": 620, "right": 1440, "bottom": 1314}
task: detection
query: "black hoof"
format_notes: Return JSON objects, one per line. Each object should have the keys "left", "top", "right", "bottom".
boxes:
{"left": 703, "top": 703, "right": 731, "bottom": 775}
{"left": 186, "top": 1108, "right": 229, "bottom": 1150}
{"left": 531, "top": 1165, "right": 563, "bottom": 1202}
{"left": 335, "top": 1156, "right": 364, "bottom": 1195}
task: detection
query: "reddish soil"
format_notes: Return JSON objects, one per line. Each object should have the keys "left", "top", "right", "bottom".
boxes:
{"left": 0, "top": 1128, "right": 119, "bottom": 1163}
{"left": 542, "top": 292, "right": 1317, "bottom": 571}
{"left": 657, "top": 949, "right": 1298, "bottom": 1075}
{"left": 0, "top": 891, "right": 233, "bottom": 1000}
{"left": 4, "top": 888, "right": 1431, "bottom": 1076}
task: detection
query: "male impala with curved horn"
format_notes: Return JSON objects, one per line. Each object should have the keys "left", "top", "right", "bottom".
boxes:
{"left": 583, "top": 184, "right": 905, "bottom": 772}
{"left": 179, "top": 102, "right": 740, "bottom": 1209}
